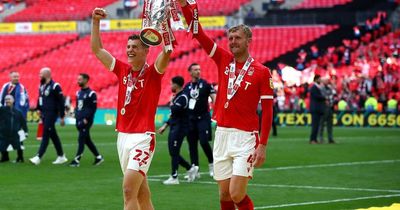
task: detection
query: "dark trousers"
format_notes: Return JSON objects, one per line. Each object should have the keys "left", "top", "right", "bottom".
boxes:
{"left": 38, "top": 115, "right": 64, "bottom": 158}
{"left": 74, "top": 124, "right": 100, "bottom": 159}
{"left": 310, "top": 112, "right": 323, "bottom": 141}
{"left": 168, "top": 124, "right": 191, "bottom": 177}
{"left": 1, "top": 142, "right": 23, "bottom": 161}
{"left": 187, "top": 116, "right": 213, "bottom": 166}
{"left": 318, "top": 108, "right": 334, "bottom": 142}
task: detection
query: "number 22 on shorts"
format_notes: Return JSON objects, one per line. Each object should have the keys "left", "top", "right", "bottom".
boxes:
{"left": 132, "top": 149, "right": 150, "bottom": 166}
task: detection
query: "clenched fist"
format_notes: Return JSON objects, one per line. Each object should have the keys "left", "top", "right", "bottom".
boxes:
{"left": 177, "top": 0, "right": 187, "bottom": 6}
{"left": 92, "top": 8, "right": 107, "bottom": 20}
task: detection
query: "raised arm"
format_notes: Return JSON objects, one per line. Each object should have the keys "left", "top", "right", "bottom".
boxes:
{"left": 177, "top": 0, "right": 218, "bottom": 57}
{"left": 155, "top": 50, "right": 172, "bottom": 74}
{"left": 91, "top": 8, "right": 114, "bottom": 69}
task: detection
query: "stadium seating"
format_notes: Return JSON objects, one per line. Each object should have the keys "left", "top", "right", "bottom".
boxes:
{"left": 293, "top": 0, "right": 353, "bottom": 10}
{"left": 5, "top": 0, "right": 118, "bottom": 22}
{"left": 0, "top": 26, "right": 337, "bottom": 108}
{"left": 99, "top": 25, "right": 338, "bottom": 107}
{"left": 196, "top": 0, "right": 251, "bottom": 16}
{"left": 0, "top": 33, "right": 78, "bottom": 70}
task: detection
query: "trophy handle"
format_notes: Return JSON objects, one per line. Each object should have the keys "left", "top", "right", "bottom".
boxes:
{"left": 140, "top": 27, "right": 163, "bottom": 46}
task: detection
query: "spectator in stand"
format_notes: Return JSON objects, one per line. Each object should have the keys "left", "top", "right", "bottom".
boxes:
{"left": 246, "top": 7, "right": 256, "bottom": 18}
{"left": 296, "top": 49, "right": 307, "bottom": 71}
{"left": 353, "top": 26, "right": 361, "bottom": 40}
{"left": 338, "top": 97, "right": 349, "bottom": 111}
{"left": 310, "top": 45, "right": 319, "bottom": 60}
{"left": 364, "top": 94, "right": 378, "bottom": 111}
{"left": 387, "top": 96, "right": 398, "bottom": 113}
{"left": 359, "top": 75, "right": 373, "bottom": 107}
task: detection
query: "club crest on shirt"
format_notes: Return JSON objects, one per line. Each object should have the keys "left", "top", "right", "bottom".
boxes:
{"left": 247, "top": 67, "right": 254, "bottom": 76}
{"left": 123, "top": 76, "right": 127, "bottom": 85}
{"left": 269, "top": 78, "right": 274, "bottom": 89}
{"left": 44, "top": 86, "right": 50, "bottom": 96}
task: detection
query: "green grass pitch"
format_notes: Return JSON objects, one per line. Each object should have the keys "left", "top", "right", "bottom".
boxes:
{"left": 0, "top": 125, "right": 399, "bottom": 210}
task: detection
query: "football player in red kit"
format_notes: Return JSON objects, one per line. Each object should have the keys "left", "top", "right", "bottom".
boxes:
{"left": 177, "top": 1, "right": 274, "bottom": 209}
{"left": 91, "top": 8, "right": 171, "bottom": 210}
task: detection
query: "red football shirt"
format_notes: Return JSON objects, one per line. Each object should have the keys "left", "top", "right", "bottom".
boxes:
{"left": 111, "top": 58, "right": 164, "bottom": 133}
{"left": 210, "top": 47, "right": 274, "bottom": 132}
{"left": 181, "top": 4, "right": 274, "bottom": 144}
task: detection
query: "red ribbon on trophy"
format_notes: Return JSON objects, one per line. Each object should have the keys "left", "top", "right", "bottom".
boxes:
{"left": 185, "top": 0, "right": 199, "bottom": 35}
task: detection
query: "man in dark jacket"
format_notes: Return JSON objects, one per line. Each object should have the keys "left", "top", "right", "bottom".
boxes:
{"left": 158, "top": 76, "right": 198, "bottom": 185}
{"left": 183, "top": 63, "right": 216, "bottom": 178}
{"left": 29, "top": 67, "right": 67, "bottom": 165}
{"left": 0, "top": 95, "right": 28, "bottom": 162}
{"left": 69, "top": 73, "right": 103, "bottom": 167}
{"left": 0, "top": 71, "right": 29, "bottom": 162}
{"left": 309, "top": 75, "right": 326, "bottom": 144}
{"left": 318, "top": 77, "right": 336, "bottom": 144}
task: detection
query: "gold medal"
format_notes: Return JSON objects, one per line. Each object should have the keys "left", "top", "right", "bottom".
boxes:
{"left": 121, "top": 108, "right": 126, "bottom": 115}
{"left": 224, "top": 101, "right": 229, "bottom": 109}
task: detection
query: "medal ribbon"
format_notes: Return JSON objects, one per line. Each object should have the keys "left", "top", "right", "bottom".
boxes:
{"left": 123, "top": 64, "right": 148, "bottom": 108}
{"left": 227, "top": 56, "right": 254, "bottom": 101}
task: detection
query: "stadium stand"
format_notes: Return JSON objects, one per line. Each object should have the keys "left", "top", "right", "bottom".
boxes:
{"left": 5, "top": 0, "right": 118, "bottom": 22}
{"left": 292, "top": 0, "right": 353, "bottom": 10}
{"left": 97, "top": 25, "right": 339, "bottom": 107}
{"left": 0, "top": 33, "right": 78, "bottom": 70}
{"left": 0, "top": 30, "right": 225, "bottom": 108}
{"left": 196, "top": 0, "right": 251, "bottom": 16}
{"left": 274, "top": 15, "right": 399, "bottom": 112}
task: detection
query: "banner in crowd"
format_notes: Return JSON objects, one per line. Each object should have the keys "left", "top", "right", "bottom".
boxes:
{"left": 32, "top": 21, "right": 77, "bottom": 32}
{"left": 100, "top": 19, "right": 142, "bottom": 30}
{"left": 0, "top": 21, "right": 76, "bottom": 33}
{"left": 0, "top": 23, "right": 15, "bottom": 33}
{"left": 276, "top": 111, "right": 400, "bottom": 127}
{"left": 26, "top": 109, "right": 399, "bottom": 127}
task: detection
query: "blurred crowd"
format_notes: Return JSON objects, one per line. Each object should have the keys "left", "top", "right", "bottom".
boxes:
{"left": 273, "top": 12, "right": 400, "bottom": 113}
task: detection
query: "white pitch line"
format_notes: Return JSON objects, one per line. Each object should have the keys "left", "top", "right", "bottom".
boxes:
{"left": 256, "top": 159, "right": 400, "bottom": 172}
{"left": 253, "top": 194, "right": 400, "bottom": 209}
{"left": 148, "top": 159, "right": 400, "bottom": 178}
{"left": 146, "top": 178, "right": 400, "bottom": 193}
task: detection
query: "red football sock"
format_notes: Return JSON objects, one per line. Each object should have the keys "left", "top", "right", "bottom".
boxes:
{"left": 220, "top": 200, "right": 235, "bottom": 210}
{"left": 236, "top": 195, "right": 254, "bottom": 210}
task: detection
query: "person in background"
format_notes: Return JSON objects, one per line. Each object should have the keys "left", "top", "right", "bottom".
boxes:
{"left": 309, "top": 75, "right": 325, "bottom": 144}
{"left": 0, "top": 95, "right": 28, "bottom": 163}
{"left": 318, "top": 77, "right": 336, "bottom": 144}
{"left": 0, "top": 71, "right": 29, "bottom": 163}
{"left": 183, "top": 63, "right": 216, "bottom": 178}
{"left": 387, "top": 96, "right": 398, "bottom": 113}
{"left": 364, "top": 94, "right": 378, "bottom": 111}
{"left": 338, "top": 97, "right": 349, "bottom": 111}
{"left": 69, "top": 73, "right": 104, "bottom": 167}
{"left": 158, "top": 76, "right": 198, "bottom": 184}
{"left": 29, "top": 67, "right": 67, "bottom": 165}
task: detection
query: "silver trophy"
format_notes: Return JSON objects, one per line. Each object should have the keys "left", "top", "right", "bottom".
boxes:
{"left": 141, "top": 0, "right": 180, "bottom": 49}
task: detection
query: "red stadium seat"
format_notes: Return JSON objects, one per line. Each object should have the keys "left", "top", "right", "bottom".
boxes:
{"left": 5, "top": 0, "right": 119, "bottom": 22}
